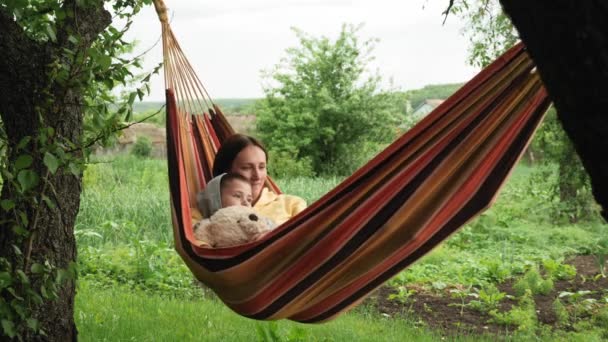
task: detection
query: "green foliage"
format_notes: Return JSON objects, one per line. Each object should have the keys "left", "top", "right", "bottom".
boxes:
{"left": 559, "top": 290, "right": 598, "bottom": 322}
{"left": 513, "top": 268, "right": 554, "bottom": 297}
{"left": 388, "top": 286, "right": 417, "bottom": 307}
{"left": 406, "top": 83, "right": 463, "bottom": 109}
{"left": 553, "top": 298, "right": 570, "bottom": 327}
{"left": 592, "top": 306, "right": 608, "bottom": 330}
{"left": 468, "top": 283, "right": 506, "bottom": 313}
{"left": 77, "top": 155, "right": 172, "bottom": 246}
{"left": 78, "top": 242, "right": 198, "bottom": 299}
{"left": 542, "top": 259, "right": 577, "bottom": 281}
{"left": 131, "top": 108, "right": 166, "bottom": 127}
{"left": 75, "top": 282, "right": 442, "bottom": 342}
{"left": 267, "top": 149, "right": 315, "bottom": 178}
{"left": 256, "top": 23, "right": 405, "bottom": 176}
{"left": 456, "top": 1, "right": 600, "bottom": 223}
{"left": 592, "top": 237, "right": 608, "bottom": 278}
{"left": 528, "top": 110, "right": 600, "bottom": 223}
{"left": 451, "top": 0, "right": 519, "bottom": 68}
{"left": 131, "top": 136, "right": 153, "bottom": 158}
{"left": 489, "top": 290, "right": 538, "bottom": 332}
{"left": 0, "top": 1, "right": 159, "bottom": 338}
{"left": 448, "top": 284, "right": 474, "bottom": 316}
{"left": 72, "top": 152, "right": 608, "bottom": 339}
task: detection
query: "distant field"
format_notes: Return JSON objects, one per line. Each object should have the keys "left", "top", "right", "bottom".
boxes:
{"left": 133, "top": 98, "right": 259, "bottom": 115}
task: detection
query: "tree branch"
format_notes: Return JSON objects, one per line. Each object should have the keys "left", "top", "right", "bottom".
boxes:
{"left": 442, "top": 0, "right": 456, "bottom": 24}
{"left": 69, "top": 104, "right": 166, "bottom": 153}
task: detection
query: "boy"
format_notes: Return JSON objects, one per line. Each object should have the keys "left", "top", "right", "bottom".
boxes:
{"left": 195, "top": 173, "right": 275, "bottom": 246}
{"left": 197, "top": 173, "right": 253, "bottom": 218}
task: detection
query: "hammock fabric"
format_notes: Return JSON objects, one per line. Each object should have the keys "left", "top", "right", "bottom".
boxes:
{"left": 154, "top": 0, "right": 551, "bottom": 323}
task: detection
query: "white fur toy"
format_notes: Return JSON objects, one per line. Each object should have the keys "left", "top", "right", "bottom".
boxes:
{"left": 194, "top": 205, "right": 274, "bottom": 248}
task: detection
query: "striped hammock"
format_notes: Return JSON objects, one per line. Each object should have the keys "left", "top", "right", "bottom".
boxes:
{"left": 154, "top": 0, "right": 551, "bottom": 322}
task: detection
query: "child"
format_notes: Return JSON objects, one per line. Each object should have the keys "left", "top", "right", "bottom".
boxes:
{"left": 197, "top": 173, "right": 275, "bottom": 227}
{"left": 197, "top": 173, "right": 251, "bottom": 217}
{"left": 195, "top": 174, "right": 276, "bottom": 246}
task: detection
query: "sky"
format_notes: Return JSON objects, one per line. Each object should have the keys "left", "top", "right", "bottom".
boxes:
{"left": 124, "top": 0, "right": 480, "bottom": 101}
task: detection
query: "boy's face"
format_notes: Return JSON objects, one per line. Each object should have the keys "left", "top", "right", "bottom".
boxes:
{"left": 221, "top": 179, "right": 253, "bottom": 207}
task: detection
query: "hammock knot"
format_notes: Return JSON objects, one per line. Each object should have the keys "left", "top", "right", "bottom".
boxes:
{"left": 153, "top": 0, "right": 169, "bottom": 23}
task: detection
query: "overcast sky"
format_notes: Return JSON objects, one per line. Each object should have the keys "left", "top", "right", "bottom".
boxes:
{"left": 124, "top": 0, "right": 479, "bottom": 101}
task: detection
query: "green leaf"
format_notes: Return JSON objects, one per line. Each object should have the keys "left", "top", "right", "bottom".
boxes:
{"left": 1, "top": 319, "right": 16, "bottom": 338}
{"left": 26, "top": 318, "right": 40, "bottom": 331}
{"left": 11, "top": 299, "right": 26, "bottom": 317}
{"left": 17, "top": 136, "right": 31, "bottom": 150}
{"left": 18, "top": 211, "right": 27, "bottom": 225}
{"left": 68, "top": 35, "right": 79, "bottom": 44}
{"left": 99, "top": 54, "right": 112, "bottom": 70}
{"left": 137, "top": 88, "right": 145, "bottom": 101}
{"left": 15, "top": 270, "right": 28, "bottom": 285}
{"left": 43, "top": 152, "right": 59, "bottom": 174}
{"left": 7, "top": 288, "right": 24, "bottom": 301}
{"left": 128, "top": 92, "right": 136, "bottom": 106}
{"left": 42, "top": 195, "right": 56, "bottom": 209}
{"left": 17, "top": 170, "right": 39, "bottom": 192}
{"left": 40, "top": 285, "right": 50, "bottom": 299}
{"left": 12, "top": 245, "right": 22, "bottom": 256}
{"left": 68, "top": 162, "right": 82, "bottom": 176}
{"left": 31, "top": 263, "right": 44, "bottom": 274}
{"left": 0, "top": 272, "right": 12, "bottom": 289}
{"left": 46, "top": 24, "right": 57, "bottom": 42}
{"left": 12, "top": 225, "right": 27, "bottom": 236}
{"left": 104, "top": 78, "right": 115, "bottom": 89}
{"left": 0, "top": 200, "right": 15, "bottom": 211}
{"left": 15, "top": 154, "right": 33, "bottom": 170}
{"left": 26, "top": 289, "right": 43, "bottom": 305}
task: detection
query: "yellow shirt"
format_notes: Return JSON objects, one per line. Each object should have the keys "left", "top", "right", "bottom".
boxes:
{"left": 254, "top": 188, "right": 307, "bottom": 226}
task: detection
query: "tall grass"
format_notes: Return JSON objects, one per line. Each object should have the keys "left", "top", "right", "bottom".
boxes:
{"left": 76, "top": 156, "right": 172, "bottom": 246}
{"left": 76, "top": 156, "right": 343, "bottom": 246}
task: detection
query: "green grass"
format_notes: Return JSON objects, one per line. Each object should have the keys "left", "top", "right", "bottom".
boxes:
{"left": 74, "top": 154, "right": 608, "bottom": 340}
{"left": 77, "top": 155, "right": 172, "bottom": 246}
{"left": 75, "top": 281, "right": 606, "bottom": 342}
{"left": 74, "top": 280, "right": 495, "bottom": 342}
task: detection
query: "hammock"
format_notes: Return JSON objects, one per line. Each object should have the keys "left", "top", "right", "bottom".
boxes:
{"left": 154, "top": 0, "right": 551, "bottom": 322}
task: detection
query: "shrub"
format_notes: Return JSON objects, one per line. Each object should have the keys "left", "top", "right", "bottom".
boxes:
{"left": 268, "top": 149, "right": 314, "bottom": 178}
{"left": 132, "top": 136, "right": 153, "bottom": 158}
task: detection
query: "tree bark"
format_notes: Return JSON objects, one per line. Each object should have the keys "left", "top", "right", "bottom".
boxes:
{"left": 0, "top": 2, "right": 110, "bottom": 340}
{"left": 499, "top": 0, "right": 608, "bottom": 221}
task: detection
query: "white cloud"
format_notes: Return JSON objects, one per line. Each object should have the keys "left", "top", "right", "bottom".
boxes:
{"left": 124, "top": 0, "right": 478, "bottom": 100}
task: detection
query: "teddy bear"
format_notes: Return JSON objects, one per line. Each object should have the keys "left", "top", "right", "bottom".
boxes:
{"left": 193, "top": 205, "right": 275, "bottom": 248}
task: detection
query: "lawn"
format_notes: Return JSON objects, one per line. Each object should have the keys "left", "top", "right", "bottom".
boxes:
{"left": 74, "top": 154, "right": 608, "bottom": 340}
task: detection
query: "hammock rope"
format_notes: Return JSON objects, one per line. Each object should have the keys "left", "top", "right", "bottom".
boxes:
{"left": 154, "top": 0, "right": 551, "bottom": 322}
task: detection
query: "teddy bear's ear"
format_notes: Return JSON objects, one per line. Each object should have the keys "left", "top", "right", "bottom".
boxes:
{"left": 194, "top": 219, "right": 216, "bottom": 246}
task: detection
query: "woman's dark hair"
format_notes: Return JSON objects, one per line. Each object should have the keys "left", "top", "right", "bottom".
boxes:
{"left": 212, "top": 134, "right": 268, "bottom": 177}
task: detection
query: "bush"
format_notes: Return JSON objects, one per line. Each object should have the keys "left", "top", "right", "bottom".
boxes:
{"left": 132, "top": 136, "right": 153, "bottom": 158}
{"left": 268, "top": 149, "right": 315, "bottom": 178}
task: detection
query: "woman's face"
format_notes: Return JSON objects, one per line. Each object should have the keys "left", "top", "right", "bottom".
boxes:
{"left": 230, "top": 145, "right": 267, "bottom": 202}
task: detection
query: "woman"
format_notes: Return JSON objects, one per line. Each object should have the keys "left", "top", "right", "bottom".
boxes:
{"left": 212, "top": 134, "right": 307, "bottom": 225}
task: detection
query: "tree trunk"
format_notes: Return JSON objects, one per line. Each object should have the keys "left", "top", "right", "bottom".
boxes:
{"left": 0, "top": 3, "right": 110, "bottom": 340}
{"left": 500, "top": 0, "right": 608, "bottom": 221}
